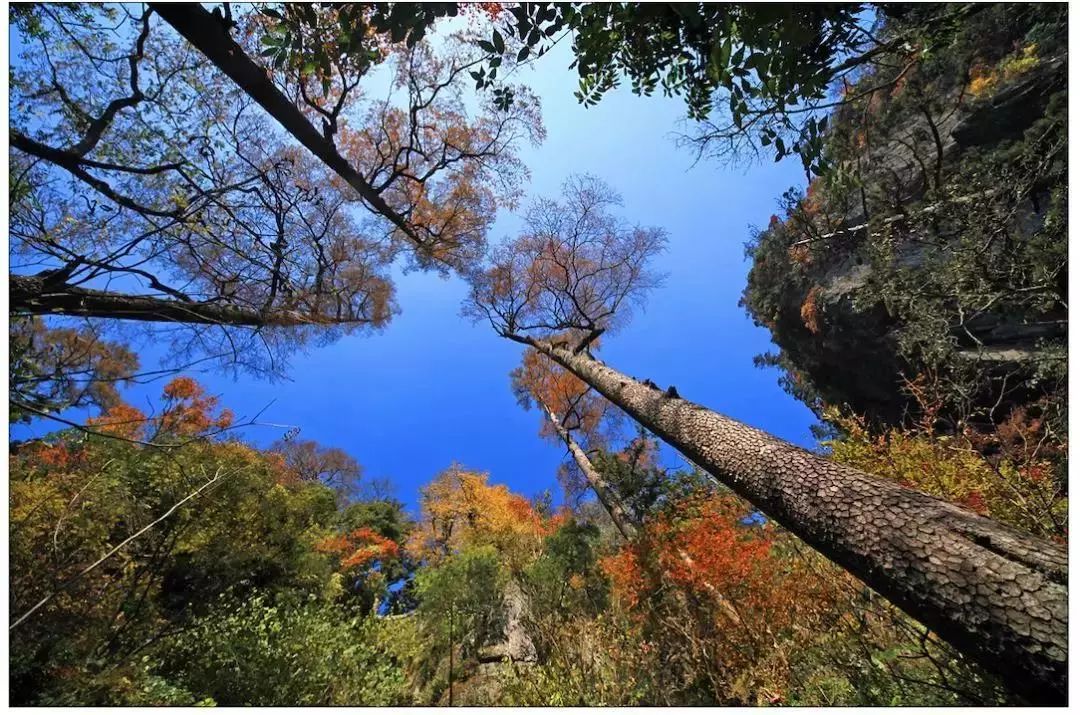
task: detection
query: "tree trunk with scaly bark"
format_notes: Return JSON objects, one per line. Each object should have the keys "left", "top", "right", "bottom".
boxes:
{"left": 523, "top": 337, "right": 1066, "bottom": 704}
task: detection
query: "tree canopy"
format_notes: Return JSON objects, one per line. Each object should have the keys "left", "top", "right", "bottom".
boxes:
{"left": 7, "top": 2, "right": 1068, "bottom": 707}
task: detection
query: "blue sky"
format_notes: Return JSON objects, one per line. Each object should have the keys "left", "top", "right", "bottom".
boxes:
{"left": 13, "top": 34, "right": 818, "bottom": 515}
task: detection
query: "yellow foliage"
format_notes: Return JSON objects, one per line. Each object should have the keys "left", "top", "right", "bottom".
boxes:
{"left": 822, "top": 407, "right": 1065, "bottom": 540}
{"left": 407, "top": 464, "right": 549, "bottom": 566}
{"left": 967, "top": 44, "right": 1039, "bottom": 98}
{"left": 1002, "top": 43, "right": 1040, "bottom": 79}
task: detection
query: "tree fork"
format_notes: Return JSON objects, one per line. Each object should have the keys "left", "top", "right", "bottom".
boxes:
{"left": 526, "top": 338, "right": 1067, "bottom": 704}
{"left": 151, "top": 4, "right": 431, "bottom": 256}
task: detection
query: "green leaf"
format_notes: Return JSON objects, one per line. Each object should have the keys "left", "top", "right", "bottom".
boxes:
{"left": 718, "top": 37, "right": 732, "bottom": 68}
{"left": 492, "top": 30, "right": 504, "bottom": 54}
{"left": 517, "top": 45, "right": 530, "bottom": 62}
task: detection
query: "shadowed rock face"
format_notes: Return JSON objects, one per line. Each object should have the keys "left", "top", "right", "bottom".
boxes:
{"left": 438, "top": 582, "right": 537, "bottom": 706}
{"left": 536, "top": 341, "right": 1067, "bottom": 704}
{"left": 767, "top": 286, "right": 912, "bottom": 426}
{"left": 742, "top": 47, "right": 1067, "bottom": 430}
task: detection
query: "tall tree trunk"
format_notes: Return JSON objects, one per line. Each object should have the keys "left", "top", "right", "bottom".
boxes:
{"left": 526, "top": 338, "right": 1066, "bottom": 704}
{"left": 543, "top": 406, "right": 639, "bottom": 540}
{"left": 152, "top": 3, "right": 429, "bottom": 253}
{"left": 11, "top": 274, "right": 330, "bottom": 327}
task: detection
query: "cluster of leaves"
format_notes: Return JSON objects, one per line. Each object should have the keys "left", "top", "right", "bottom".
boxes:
{"left": 405, "top": 464, "right": 566, "bottom": 569}
{"left": 589, "top": 431, "right": 705, "bottom": 524}
{"left": 9, "top": 376, "right": 412, "bottom": 705}
{"left": 594, "top": 491, "right": 826, "bottom": 702}
{"left": 408, "top": 546, "right": 509, "bottom": 703}
{"left": 161, "top": 594, "right": 410, "bottom": 706}
{"left": 467, "top": 3, "right": 865, "bottom": 171}
{"left": 10, "top": 317, "right": 139, "bottom": 421}
{"left": 256, "top": 3, "right": 459, "bottom": 72}
{"left": 391, "top": 451, "right": 1014, "bottom": 706}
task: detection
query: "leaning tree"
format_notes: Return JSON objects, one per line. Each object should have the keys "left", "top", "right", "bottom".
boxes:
{"left": 465, "top": 174, "right": 1067, "bottom": 704}
{"left": 511, "top": 347, "right": 638, "bottom": 540}
{"left": 11, "top": 3, "right": 542, "bottom": 415}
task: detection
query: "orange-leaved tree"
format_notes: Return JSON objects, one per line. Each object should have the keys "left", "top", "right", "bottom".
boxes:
{"left": 82, "top": 376, "right": 234, "bottom": 444}
{"left": 600, "top": 489, "right": 840, "bottom": 703}
{"left": 465, "top": 174, "right": 1066, "bottom": 702}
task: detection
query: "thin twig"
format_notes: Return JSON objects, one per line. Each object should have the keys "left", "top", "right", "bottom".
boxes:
{"left": 11, "top": 466, "right": 235, "bottom": 630}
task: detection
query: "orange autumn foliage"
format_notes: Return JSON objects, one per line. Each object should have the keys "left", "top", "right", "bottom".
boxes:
{"left": 825, "top": 397, "right": 1067, "bottom": 540}
{"left": 799, "top": 285, "right": 823, "bottom": 335}
{"left": 157, "top": 377, "right": 234, "bottom": 437}
{"left": 86, "top": 403, "right": 149, "bottom": 441}
{"left": 602, "top": 493, "right": 775, "bottom": 610}
{"left": 82, "top": 377, "right": 233, "bottom": 443}
{"left": 605, "top": 492, "right": 841, "bottom": 628}
{"left": 316, "top": 527, "right": 401, "bottom": 571}
{"left": 600, "top": 491, "right": 845, "bottom": 701}
{"left": 462, "top": 2, "right": 505, "bottom": 22}
{"left": 787, "top": 244, "right": 813, "bottom": 267}
{"left": 328, "top": 42, "right": 543, "bottom": 271}
{"left": 19, "top": 441, "right": 86, "bottom": 471}
{"left": 12, "top": 317, "right": 139, "bottom": 414}
{"left": 801, "top": 177, "right": 825, "bottom": 217}
{"left": 511, "top": 348, "right": 608, "bottom": 443}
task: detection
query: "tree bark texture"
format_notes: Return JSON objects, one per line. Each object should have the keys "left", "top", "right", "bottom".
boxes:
{"left": 531, "top": 340, "right": 1067, "bottom": 704}
{"left": 11, "top": 274, "right": 315, "bottom": 327}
